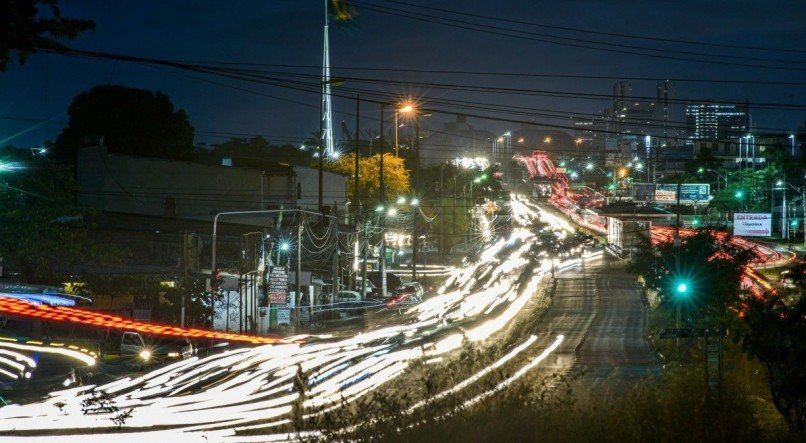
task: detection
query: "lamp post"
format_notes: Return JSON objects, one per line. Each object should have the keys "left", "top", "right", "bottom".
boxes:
{"left": 698, "top": 168, "right": 728, "bottom": 192}
{"left": 394, "top": 104, "right": 414, "bottom": 157}
{"left": 790, "top": 134, "right": 796, "bottom": 157}
{"left": 379, "top": 103, "right": 387, "bottom": 300}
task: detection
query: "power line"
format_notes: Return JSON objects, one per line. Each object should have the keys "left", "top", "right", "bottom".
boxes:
{"left": 353, "top": 2, "right": 806, "bottom": 72}
{"left": 375, "top": 0, "right": 806, "bottom": 54}
{"left": 174, "top": 62, "right": 806, "bottom": 86}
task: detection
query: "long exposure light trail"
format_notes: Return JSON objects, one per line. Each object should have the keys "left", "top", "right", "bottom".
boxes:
{"left": 0, "top": 196, "right": 587, "bottom": 440}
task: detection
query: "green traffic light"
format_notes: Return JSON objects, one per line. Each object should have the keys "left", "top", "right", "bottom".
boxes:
{"left": 692, "top": 218, "right": 700, "bottom": 227}
{"left": 676, "top": 282, "right": 688, "bottom": 294}
{"left": 734, "top": 190, "right": 744, "bottom": 199}
{"left": 791, "top": 219, "right": 799, "bottom": 228}
{"left": 697, "top": 167, "right": 704, "bottom": 173}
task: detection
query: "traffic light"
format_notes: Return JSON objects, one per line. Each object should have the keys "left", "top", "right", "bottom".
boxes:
{"left": 790, "top": 218, "right": 799, "bottom": 228}
{"left": 734, "top": 190, "right": 744, "bottom": 199}
{"left": 692, "top": 217, "right": 700, "bottom": 227}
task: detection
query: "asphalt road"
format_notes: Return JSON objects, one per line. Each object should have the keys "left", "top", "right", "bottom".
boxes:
{"left": 537, "top": 255, "right": 660, "bottom": 391}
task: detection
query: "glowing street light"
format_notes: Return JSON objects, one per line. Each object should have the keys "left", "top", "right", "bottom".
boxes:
{"left": 396, "top": 196, "right": 407, "bottom": 204}
{"left": 280, "top": 242, "right": 290, "bottom": 251}
{"left": 410, "top": 198, "right": 419, "bottom": 206}
{"left": 387, "top": 207, "right": 398, "bottom": 216}
{"left": 586, "top": 163, "right": 594, "bottom": 171}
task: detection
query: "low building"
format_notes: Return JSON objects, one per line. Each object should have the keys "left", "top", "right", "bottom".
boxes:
{"left": 78, "top": 146, "right": 348, "bottom": 219}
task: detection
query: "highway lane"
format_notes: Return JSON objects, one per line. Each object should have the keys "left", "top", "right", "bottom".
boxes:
{"left": 536, "top": 256, "right": 659, "bottom": 391}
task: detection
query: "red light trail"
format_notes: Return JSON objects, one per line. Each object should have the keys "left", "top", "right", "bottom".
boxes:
{"left": 0, "top": 296, "right": 285, "bottom": 344}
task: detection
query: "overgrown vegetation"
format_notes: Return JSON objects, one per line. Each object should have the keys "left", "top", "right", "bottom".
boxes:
{"left": 630, "top": 228, "right": 806, "bottom": 435}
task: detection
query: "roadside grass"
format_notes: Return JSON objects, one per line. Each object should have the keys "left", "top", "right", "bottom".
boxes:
{"left": 297, "top": 360, "right": 786, "bottom": 443}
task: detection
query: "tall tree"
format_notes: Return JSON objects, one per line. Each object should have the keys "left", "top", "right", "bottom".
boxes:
{"left": 0, "top": 0, "right": 95, "bottom": 71}
{"left": 54, "top": 85, "right": 196, "bottom": 164}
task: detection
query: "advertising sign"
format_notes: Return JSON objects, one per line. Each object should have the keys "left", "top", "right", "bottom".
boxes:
{"left": 631, "top": 183, "right": 656, "bottom": 202}
{"left": 733, "top": 213, "right": 772, "bottom": 237}
{"left": 267, "top": 266, "right": 289, "bottom": 304}
{"left": 654, "top": 189, "right": 677, "bottom": 203}
{"left": 656, "top": 184, "right": 711, "bottom": 204}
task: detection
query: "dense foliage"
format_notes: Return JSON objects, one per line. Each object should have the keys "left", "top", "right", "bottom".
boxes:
{"left": 0, "top": 0, "right": 95, "bottom": 71}
{"left": 54, "top": 85, "right": 196, "bottom": 164}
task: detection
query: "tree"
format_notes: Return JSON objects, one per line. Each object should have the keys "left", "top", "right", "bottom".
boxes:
{"left": 684, "top": 146, "right": 723, "bottom": 176}
{"left": 54, "top": 85, "right": 196, "bottom": 164}
{"left": 0, "top": 0, "right": 95, "bottom": 71}
{"left": 206, "top": 136, "right": 314, "bottom": 166}
{"left": 628, "top": 230, "right": 754, "bottom": 328}
{"left": 325, "top": 153, "right": 409, "bottom": 207}
{"left": 0, "top": 148, "right": 109, "bottom": 282}
{"left": 740, "top": 295, "right": 806, "bottom": 432}
{"left": 629, "top": 227, "right": 806, "bottom": 432}
{"left": 155, "top": 277, "right": 217, "bottom": 328}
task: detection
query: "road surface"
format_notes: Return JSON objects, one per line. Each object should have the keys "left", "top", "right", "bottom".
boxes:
{"left": 537, "top": 255, "right": 660, "bottom": 391}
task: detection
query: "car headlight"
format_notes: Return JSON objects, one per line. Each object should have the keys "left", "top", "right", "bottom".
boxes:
{"left": 167, "top": 352, "right": 180, "bottom": 358}
{"left": 139, "top": 350, "right": 152, "bottom": 361}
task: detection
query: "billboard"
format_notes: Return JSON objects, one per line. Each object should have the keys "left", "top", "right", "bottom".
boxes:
{"left": 654, "top": 184, "right": 711, "bottom": 204}
{"left": 631, "top": 183, "right": 656, "bottom": 202}
{"left": 733, "top": 213, "right": 772, "bottom": 237}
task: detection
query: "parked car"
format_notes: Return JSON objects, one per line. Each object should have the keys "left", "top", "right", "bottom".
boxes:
{"left": 334, "top": 290, "right": 368, "bottom": 318}
{"left": 387, "top": 282, "right": 424, "bottom": 308}
{"left": 366, "top": 271, "right": 402, "bottom": 293}
{"left": 354, "top": 277, "right": 379, "bottom": 298}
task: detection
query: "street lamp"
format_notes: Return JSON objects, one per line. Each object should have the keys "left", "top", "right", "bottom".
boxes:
{"left": 772, "top": 180, "right": 805, "bottom": 243}
{"left": 394, "top": 102, "right": 415, "bottom": 157}
{"left": 697, "top": 168, "right": 728, "bottom": 191}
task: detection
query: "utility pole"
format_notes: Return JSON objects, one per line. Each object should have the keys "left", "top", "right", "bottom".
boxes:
{"left": 361, "top": 219, "right": 368, "bottom": 297}
{"left": 674, "top": 182, "right": 682, "bottom": 352}
{"left": 353, "top": 95, "right": 360, "bottom": 293}
{"left": 295, "top": 220, "right": 302, "bottom": 330}
{"left": 379, "top": 103, "right": 387, "bottom": 299}
{"left": 439, "top": 165, "right": 445, "bottom": 264}
{"left": 354, "top": 95, "right": 361, "bottom": 222}
{"left": 412, "top": 115, "right": 420, "bottom": 281}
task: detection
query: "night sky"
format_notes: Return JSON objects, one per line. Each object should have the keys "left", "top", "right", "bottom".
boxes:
{"left": 1, "top": 0, "right": 804, "bottom": 150}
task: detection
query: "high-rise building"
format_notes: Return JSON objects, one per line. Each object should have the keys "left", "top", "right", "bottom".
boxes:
{"left": 656, "top": 80, "right": 673, "bottom": 138}
{"left": 612, "top": 81, "right": 632, "bottom": 112}
{"left": 685, "top": 102, "right": 750, "bottom": 139}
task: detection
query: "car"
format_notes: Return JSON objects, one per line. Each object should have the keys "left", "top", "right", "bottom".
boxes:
{"left": 354, "top": 277, "right": 379, "bottom": 298}
{"left": 120, "top": 331, "right": 194, "bottom": 365}
{"left": 366, "top": 271, "right": 402, "bottom": 293}
{"left": 386, "top": 282, "right": 424, "bottom": 308}
{"left": 334, "top": 290, "right": 367, "bottom": 318}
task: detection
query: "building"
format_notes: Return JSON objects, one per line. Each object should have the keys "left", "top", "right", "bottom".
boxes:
{"left": 419, "top": 115, "right": 494, "bottom": 166}
{"left": 685, "top": 102, "right": 750, "bottom": 140}
{"left": 78, "top": 146, "right": 348, "bottom": 219}
{"left": 692, "top": 133, "right": 795, "bottom": 170}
